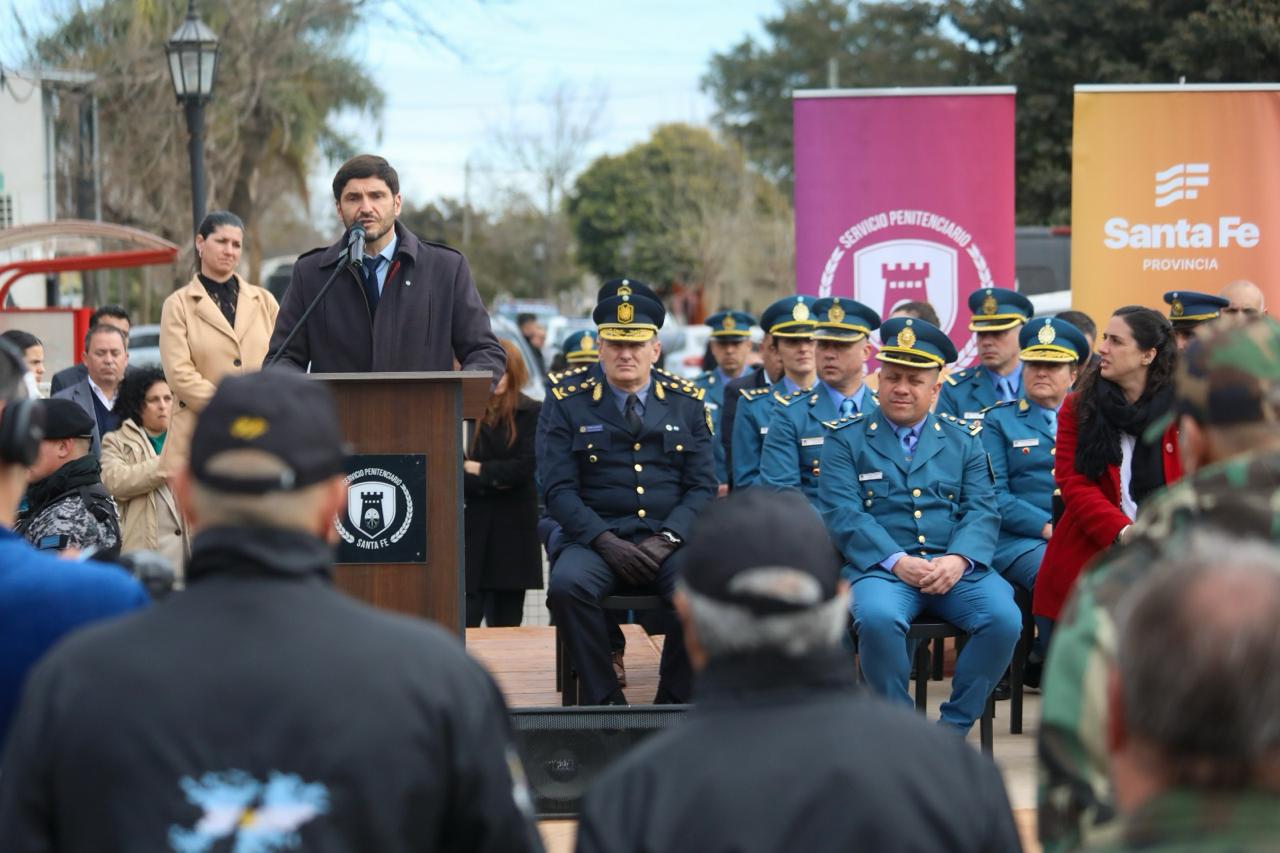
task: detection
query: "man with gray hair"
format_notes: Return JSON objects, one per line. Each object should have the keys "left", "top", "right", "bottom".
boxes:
{"left": 1094, "top": 535, "right": 1280, "bottom": 850}
{"left": 575, "top": 488, "right": 1021, "bottom": 853}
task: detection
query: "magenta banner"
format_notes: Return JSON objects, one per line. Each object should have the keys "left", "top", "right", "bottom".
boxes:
{"left": 793, "top": 88, "right": 1016, "bottom": 366}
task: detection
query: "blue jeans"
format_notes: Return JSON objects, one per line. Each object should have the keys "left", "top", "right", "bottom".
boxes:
{"left": 852, "top": 570, "right": 1021, "bottom": 732}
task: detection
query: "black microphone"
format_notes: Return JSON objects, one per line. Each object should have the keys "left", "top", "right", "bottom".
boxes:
{"left": 265, "top": 223, "right": 368, "bottom": 369}
{"left": 347, "top": 222, "right": 366, "bottom": 266}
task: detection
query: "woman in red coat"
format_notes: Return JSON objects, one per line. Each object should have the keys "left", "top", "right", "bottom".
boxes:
{"left": 1034, "top": 306, "right": 1182, "bottom": 625}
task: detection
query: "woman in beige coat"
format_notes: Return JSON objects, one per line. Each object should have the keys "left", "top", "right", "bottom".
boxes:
{"left": 160, "top": 211, "right": 279, "bottom": 475}
{"left": 101, "top": 366, "right": 187, "bottom": 574}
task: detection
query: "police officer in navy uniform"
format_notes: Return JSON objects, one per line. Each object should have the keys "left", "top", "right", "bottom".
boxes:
{"left": 980, "top": 317, "right": 1090, "bottom": 596}
{"left": 694, "top": 310, "right": 756, "bottom": 490}
{"left": 818, "top": 317, "right": 1021, "bottom": 733}
{"left": 731, "top": 296, "right": 818, "bottom": 489}
{"left": 1164, "top": 289, "right": 1230, "bottom": 351}
{"left": 540, "top": 285, "right": 716, "bottom": 705}
{"left": 936, "top": 287, "right": 1034, "bottom": 421}
{"left": 759, "top": 297, "right": 880, "bottom": 504}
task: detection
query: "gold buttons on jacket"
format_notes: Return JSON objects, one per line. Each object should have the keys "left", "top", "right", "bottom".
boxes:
{"left": 634, "top": 443, "right": 642, "bottom": 451}
{"left": 589, "top": 455, "right": 598, "bottom": 463}
{"left": 864, "top": 500, "right": 872, "bottom": 508}
{"left": 913, "top": 510, "right": 922, "bottom": 519}
{"left": 917, "top": 534, "right": 926, "bottom": 543}
{"left": 636, "top": 486, "right": 645, "bottom": 495}
{"left": 638, "top": 509, "right": 647, "bottom": 518}
{"left": 676, "top": 444, "right": 684, "bottom": 452}
{"left": 1050, "top": 447, "right": 1056, "bottom": 456}
{"left": 634, "top": 464, "right": 643, "bottom": 472}
{"left": 912, "top": 488, "right": 921, "bottom": 497}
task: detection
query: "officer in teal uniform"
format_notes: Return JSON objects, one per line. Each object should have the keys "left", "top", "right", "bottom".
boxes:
{"left": 694, "top": 310, "right": 756, "bottom": 487}
{"left": 541, "top": 286, "right": 716, "bottom": 705}
{"left": 561, "top": 329, "right": 600, "bottom": 367}
{"left": 759, "top": 296, "right": 880, "bottom": 504}
{"left": 980, "top": 317, "right": 1090, "bottom": 594}
{"left": 936, "top": 287, "right": 1034, "bottom": 421}
{"left": 1164, "top": 289, "right": 1230, "bottom": 350}
{"left": 731, "top": 296, "right": 818, "bottom": 488}
{"left": 818, "top": 316, "right": 1020, "bottom": 733}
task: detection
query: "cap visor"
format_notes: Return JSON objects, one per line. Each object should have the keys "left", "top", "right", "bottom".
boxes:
{"left": 597, "top": 325, "right": 658, "bottom": 342}
{"left": 969, "top": 316, "right": 1027, "bottom": 332}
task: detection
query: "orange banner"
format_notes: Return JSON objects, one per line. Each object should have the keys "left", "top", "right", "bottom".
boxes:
{"left": 1071, "top": 85, "right": 1280, "bottom": 325}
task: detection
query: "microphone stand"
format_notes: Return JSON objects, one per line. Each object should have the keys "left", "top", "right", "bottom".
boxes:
{"left": 265, "top": 240, "right": 360, "bottom": 370}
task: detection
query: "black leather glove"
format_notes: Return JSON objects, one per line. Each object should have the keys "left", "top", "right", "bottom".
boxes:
{"left": 636, "top": 534, "right": 679, "bottom": 568}
{"left": 592, "top": 531, "right": 660, "bottom": 585}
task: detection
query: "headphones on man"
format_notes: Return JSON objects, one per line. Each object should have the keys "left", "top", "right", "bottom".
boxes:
{"left": 0, "top": 338, "right": 43, "bottom": 466}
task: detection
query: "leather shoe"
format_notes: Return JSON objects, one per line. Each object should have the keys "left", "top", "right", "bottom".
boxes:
{"left": 600, "top": 688, "right": 628, "bottom": 706}
{"left": 611, "top": 649, "right": 627, "bottom": 687}
{"left": 1023, "top": 658, "right": 1043, "bottom": 691}
{"left": 993, "top": 672, "right": 1011, "bottom": 701}
{"left": 652, "top": 684, "right": 685, "bottom": 704}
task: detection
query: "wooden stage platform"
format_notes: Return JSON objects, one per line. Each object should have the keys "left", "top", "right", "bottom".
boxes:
{"left": 466, "top": 625, "right": 1039, "bottom": 853}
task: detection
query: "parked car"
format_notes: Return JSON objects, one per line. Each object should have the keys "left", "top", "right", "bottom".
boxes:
{"left": 669, "top": 324, "right": 711, "bottom": 380}
{"left": 1016, "top": 226, "right": 1071, "bottom": 317}
{"left": 127, "top": 324, "right": 163, "bottom": 368}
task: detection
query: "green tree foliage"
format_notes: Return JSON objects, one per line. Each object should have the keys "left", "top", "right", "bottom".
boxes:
{"left": 703, "top": 0, "right": 983, "bottom": 190}
{"left": 569, "top": 123, "right": 793, "bottom": 311}
{"left": 31, "top": 0, "right": 383, "bottom": 280}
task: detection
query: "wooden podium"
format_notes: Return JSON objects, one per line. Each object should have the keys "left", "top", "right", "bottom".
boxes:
{"left": 313, "top": 371, "right": 490, "bottom": 636}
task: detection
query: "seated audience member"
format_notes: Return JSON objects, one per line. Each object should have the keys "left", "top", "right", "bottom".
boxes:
{"left": 980, "top": 317, "right": 1089, "bottom": 685}
{"left": 721, "top": 320, "right": 783, "bottom": 489}
{"left": 100, "top": 366, "right": 187, "bottom": 576}
{"left": 1057, "top": 309, "right": 1100, "bottom": 387}
{"left": 759, "top": 297, "right": 880, "bottom": 504}
{"left": 0, "top": 330, "right": 45, "bottom": 392}
{"left": 576, "top": 489, "right": 1022, "bottom": 853}
{"left": 818, "top": 317, "right": 1020, "bottom": 734}
{"left": 936, "top": 287, "right": 1034, "bottom": 420}
{"left": 541, "top": 281, "right": 716, "bottom": 705}
{"left": 0, "top": 340, "right": 146, "bottom": 750}
{"left": 865, "top": 300, "right": 943, "bottom": 394}
{"left": 1163, "top": 290, "right": 1228, "bottom": 350}
{"left": 694, "top": 310, "right": 757, "bottom": 489}
{"left": 15, "top": 398, "right": 121, "bottom": 559}
{"left": 1219, "top": 279, "right": 1266, "bottom": 323}
{"left": 0, "top": 370, "right": 542, "bottom": 851}
{"left": 1038, "top": 316, "right": 1280, "bottom": 851}
{"left": 1096, "top": 536, "right": 1280, "bottom": 851}
{"left": 731, "top": 296, "right": 818, "bottom": 488}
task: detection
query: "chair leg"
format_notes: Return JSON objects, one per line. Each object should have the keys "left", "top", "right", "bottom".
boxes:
{"left": 554, "top": 623, "right": 563, "bottom": 692}
{"left": 557, "top": 624, "right": 577, "bottom": 707}
{"left": 913, "top": 640, "right": 929, "bottom": 712}
{"left": 980, "top": 694, "right": 995, "bottom": 755}
{"left": 931, "top": 637, "right": 945, "bottom": 681}
{"left": 1010, "top": 589, "right": 1035, "bottom": 735}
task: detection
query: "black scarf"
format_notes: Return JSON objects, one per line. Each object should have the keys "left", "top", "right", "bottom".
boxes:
{"left": 24, "top": 454, "right": 104, "bottom": 516}
{"left": 198, "top": 273, "right": 239, "bottom": 328}
{"left": 1076, "top": 379, "right": 1173, "bottom": 507}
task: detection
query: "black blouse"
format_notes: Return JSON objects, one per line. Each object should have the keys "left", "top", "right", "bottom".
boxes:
{"left": 197, "top": 273, "right": 238, "bottom": 328}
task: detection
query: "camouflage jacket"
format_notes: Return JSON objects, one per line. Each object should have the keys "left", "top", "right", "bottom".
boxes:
{"left": 1083, "top": 788, "right": 1280, "bottom": 852}
{"left": 1038, "top": 447, "right": 1280, "bottom": 852}
{"left": 15, "top": 456, "right": 121, "bottom": 560}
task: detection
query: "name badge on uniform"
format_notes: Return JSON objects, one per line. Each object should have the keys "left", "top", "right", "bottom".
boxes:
{"left": 857, "top": 471, "right": 884, "bottom": 482}
{"left": 578, "top": 424, "right": 604, "bottom": 433}
{"left": 800, "top": 436, "right": 824, "bottom": 447}
{"left": 963, "top": 411, "right": 986, "bottom": 421}
{"left": 1012, "top": 438, "right": 1040, "bottom": 448}
{"left": 759, "top": 427, "right": 769, "bottom": 435}
{"left": 705, "top": 402, "right": 719, "bottom": 411}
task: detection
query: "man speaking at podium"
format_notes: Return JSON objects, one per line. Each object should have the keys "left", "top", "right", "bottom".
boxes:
{"left": 267, "top": 155, "right": 505, "bottom": 382}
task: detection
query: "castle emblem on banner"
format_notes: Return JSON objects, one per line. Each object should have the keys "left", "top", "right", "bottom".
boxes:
{"left": 853, "top": 239, "right": 959, "bottom": 337}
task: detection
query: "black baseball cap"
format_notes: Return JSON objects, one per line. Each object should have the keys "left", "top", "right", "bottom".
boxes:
{"left": 678, "top": 488, "right": 841, "bottom": 615}
{"left": 190, "top": 369, "right": 348, "bottom": 494}
{"left": 38, "top": 398, "right": 95, "bottom": 440}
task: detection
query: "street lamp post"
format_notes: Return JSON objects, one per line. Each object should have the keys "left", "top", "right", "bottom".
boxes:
{"left": 165, "top": 0, "right": 219, "bottom": 236}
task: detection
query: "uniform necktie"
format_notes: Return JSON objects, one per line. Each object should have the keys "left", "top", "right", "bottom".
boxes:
{"left": 899, "top": 428, "right": 918, "bottom": 459}
{"left": 998, "top": 375, "right": 1017, "bottom": 402}
{"left": 360, "top": 255, "right": 383, "bottom": 314}
{"left": 840, "top": 396, "right": 857, "bottom": 418}
{"left": 624, "top": 393, "right": 643, "bottom": 434}
{"left": 1046, "top": 408, "right": 1058, "bottom": 436}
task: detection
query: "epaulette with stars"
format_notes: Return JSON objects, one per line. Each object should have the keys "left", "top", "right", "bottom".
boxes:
{"left": 653, "top": 371, "right": 706, "bottom": 401}
{"left": 740, "top": 386, "right": 771, "bottom": 401}
{"left": 549, "top": 374, "right": 599, "bottom": 401}
{"left": 547, "top": 365, "right": 592, "bottom": 386}
{"left": 938, "top": 411, "right": 983, "bottom": 436}
{"left": 944, "top": 368, "right": 974, "bottom": 387}
{"left": 822, "top": 412, "right": 865, "bottom": 431}
{"left": 772, "top": 386, "right": 811, "bottom": 407}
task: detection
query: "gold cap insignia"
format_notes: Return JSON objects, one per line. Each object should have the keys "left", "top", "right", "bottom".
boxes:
{"left": 1038, "top": 320, "right": 1056, "bottom": 345}
{"left": 723, "top": 315, "right": 736, "bottom": 330}
{"left": 792, "top": 300, "right": 810, "bottom": 322}
{"left": 230, "top": 416, "right": 268, "bottom": 440}
{"left": 617, "top": 280, "right": 632, "bottom": 297}
{"left": 581, "top": 334, "right": 595, "bottom": 351}
{"left": 1171, "top": 299, "right": 1184, "bottom": 317}
{"left": 898, "top": 325, "right": 917, "bottom": 349}
{"left": 617, "top": 302, "right": 634, "bottom": 324}
{"left": 828, "top": 303, "right": 846, "bottom": 323}
{"left": 982, "top": 292, "right": 998, "bottom": 315}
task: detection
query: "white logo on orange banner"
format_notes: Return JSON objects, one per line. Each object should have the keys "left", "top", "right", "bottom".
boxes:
{"left": 1154, "top": 163, "right": 1209, "bottom": 208}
